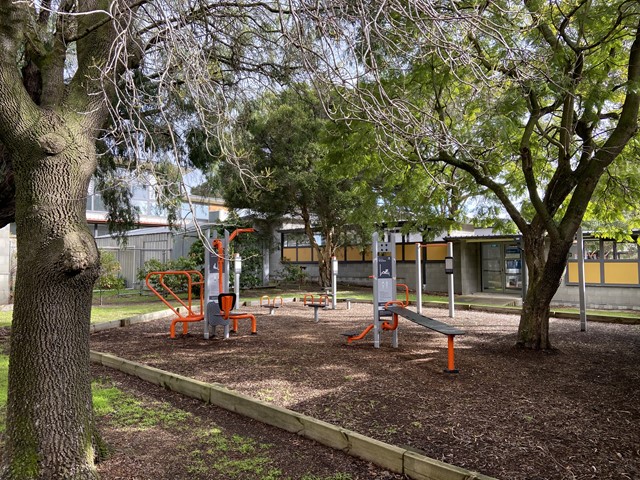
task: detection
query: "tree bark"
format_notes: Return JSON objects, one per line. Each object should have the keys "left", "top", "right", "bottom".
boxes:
{"left": 517, "top": 226, "right": 574, "bottom": 350}
{"left": 317, "top": 244, "right": 332, "bottom": 288}
{"left": 1, "top": 114, "right": 100, "bottom": 479}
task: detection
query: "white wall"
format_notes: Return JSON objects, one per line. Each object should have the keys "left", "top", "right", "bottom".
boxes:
{"left": 0, "top": 225, "right": 12, "bottom": 304}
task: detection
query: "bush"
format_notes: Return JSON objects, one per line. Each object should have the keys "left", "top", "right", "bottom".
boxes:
{"left": 97, "top": 251, "right": 126, "bottom": 291}
{"left": 277, "top": 261, "right": 308, "bottom": 286}
{"left": 137, "top": 256, "right": 200, "bottom": 294}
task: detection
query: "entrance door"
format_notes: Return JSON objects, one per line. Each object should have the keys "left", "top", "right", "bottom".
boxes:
{"left": 481, "top": 243, "right": 522, "bottom": 293}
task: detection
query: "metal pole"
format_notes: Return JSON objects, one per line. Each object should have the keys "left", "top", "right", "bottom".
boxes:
{"left": 331, "top": 256, "right": 338, "bottom": 309}
{"left": 203, "top": 229, "right": 212, "bottom": 339}
{"left": 223, "top": 230, "right": 230, "bottom": 293}
{"left": 262, "top": 245, "right": 270, "bottom": 287}
{"left": 577, "top": 227, "right": 587, "bottom": 332}
{"left": 234, "top": 253, "right": 242, "bottom": 308}
{"left": 447, "top": 241, "right": 455, "bottom": 319}
{"left": 372, "top": 232, "right": 380, "bottom": 348}
{"left": 415, "top": 243, "right": 422, "bottom": 314}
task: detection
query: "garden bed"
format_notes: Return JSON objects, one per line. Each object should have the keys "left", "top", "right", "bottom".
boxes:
{"left": 90, "top": 302, "right": 640, "bottom": 479}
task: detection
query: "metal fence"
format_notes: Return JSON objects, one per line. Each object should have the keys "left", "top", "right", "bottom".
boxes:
{"left": 96, "top": 231, "right": 173, "bottom": 291}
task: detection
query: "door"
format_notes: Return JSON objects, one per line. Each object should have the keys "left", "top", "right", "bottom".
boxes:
{"left": 481, "top": 243, "right": 522, "bottom": 293}
{"left": 481, "top": 243, "right": 503, "bottom": 291}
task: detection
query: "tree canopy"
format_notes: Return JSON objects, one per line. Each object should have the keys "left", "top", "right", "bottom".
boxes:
{"left": 204, "top": 86, "right": 374, "bottom": 285}
{"left": 287, "top": 0, "right": 640, "bottom": 348}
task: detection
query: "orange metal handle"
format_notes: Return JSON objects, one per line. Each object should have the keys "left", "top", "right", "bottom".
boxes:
{"left": 397, "top": 283, "right": 409, "bottom": 306}
{"left": 347, "top": 324, "right": 375, "bottom": 344}
{"left": 382, "top": 300, "right": 403, "bottom": 330}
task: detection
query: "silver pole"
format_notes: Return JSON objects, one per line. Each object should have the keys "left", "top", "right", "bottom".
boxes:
{"left": 234, "top": 253, "right": 242, "bottom": 308}
{"left": 372, "top": 232, "right": 380, "bottom": 348}
{"left": 203, "top": 229, "right": 212, "bottom": 339}
{"left": 331, "top": 256, "right": 338, "bottom": 309}
{"left": 577, "top": 227, "right": 587, "bottom": 332}
{"left": 415, "top": 243, "right": 422, "bottom": 314}
{"left": 447, "top": 241, "right": 455, "bottom": 319}
{"left": 223, "top": 230, "right": 230, "bottom": 293}
{"left": 262, "top": 245, "right": 270, "bottom": 287}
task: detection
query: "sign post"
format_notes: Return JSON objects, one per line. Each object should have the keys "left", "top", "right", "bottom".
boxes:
{"left": 446, "top": 242, "right": 455, "bottom": 319}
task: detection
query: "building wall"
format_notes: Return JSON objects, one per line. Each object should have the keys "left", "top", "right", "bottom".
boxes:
{"left": 0, "top": 225, "right": 12, "bottom": 304}
{"left": 554, "top": 277, "right": 640, "bottom": 310}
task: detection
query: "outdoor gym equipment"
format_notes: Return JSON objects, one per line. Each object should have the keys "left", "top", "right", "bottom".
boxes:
{"left": 145, "top": 270, "right": 204, "bottom": 338}
{"left": 260, "top": 295, "right": 283, "bottom": 315}
{"left": 303, "top": 293, "right": 329, "bottom": 322}
{"left": 343, "top": 231, "right": 465, "bottom": 373}
{"left": 204, "top": 228, "right": 257, "bottom": 339}
{"left": 302, "top": 255, "right": 340, "bottom": 317}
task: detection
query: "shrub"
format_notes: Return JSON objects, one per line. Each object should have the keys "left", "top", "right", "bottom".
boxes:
{"left": 137, "top": 256, "right": 200, "bottom": 294}
{"left": 97, "top": 251, "right": 126, "bottom": 291}
{"left": 277, "top": 261, "right": 308, "bottom": 286}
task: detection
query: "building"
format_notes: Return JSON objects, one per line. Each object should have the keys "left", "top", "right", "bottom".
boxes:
{"left": 0, "top": 180, "right": 229, "bottom": 304}
{"left": 277, "top": 227, "right": 640, "bottom": 310}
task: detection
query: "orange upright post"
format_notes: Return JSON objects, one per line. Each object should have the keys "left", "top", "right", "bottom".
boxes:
{"left": 445, "top": 335, "right": 459, "bottom": 374}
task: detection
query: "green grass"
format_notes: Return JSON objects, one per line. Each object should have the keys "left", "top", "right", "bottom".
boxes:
{"left": 0, "top": 303, "right": 169, "bottom": 328}
{"left": 92, "top": 379, "right": 191, "bottom": 429}
{"left": 89, "top": 303, "right": 169, "bottom": 323}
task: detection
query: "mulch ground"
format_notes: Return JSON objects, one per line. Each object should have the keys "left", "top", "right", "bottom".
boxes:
{"left": 90, "top": 301, "right": 640, "bottom": 480}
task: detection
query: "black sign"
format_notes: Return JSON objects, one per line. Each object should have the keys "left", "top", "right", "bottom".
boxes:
{"left": 378, "top": 255, "right": 392, "bottom": 279}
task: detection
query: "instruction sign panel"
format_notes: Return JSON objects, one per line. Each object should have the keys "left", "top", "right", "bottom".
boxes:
{"left": 208, "top": 250, "right": 220, "bottom": 300}
{"left": 378, "top": 256, "right": 392, "bottom": 279}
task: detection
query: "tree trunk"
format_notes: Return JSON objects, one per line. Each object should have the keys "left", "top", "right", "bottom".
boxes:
{"left": 517, "top": 227, "right": 573, "bottom": 350}
{"left": 317, "top": 245, "right": 332, "bottom": 288}
{"left": 2, "top": 116, "right": 100, "bottom": 479}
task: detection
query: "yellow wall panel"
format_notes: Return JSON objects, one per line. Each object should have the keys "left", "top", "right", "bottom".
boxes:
{"left": 585, "top": 263, "right": 601, "bottom": 283}
{"left": 426, "top": 244, "right": 447, "bottom": 261}
{"left": 346, "top": 246, "right": 363, "bottom": 261}
{"left": 396, "top": 245, "right": 404, "bottom": 260}
{"left": 403, "top": 244, "right": 416, "bottom": 261}
{"left": 363, "top": 247, "right": 373, "bottom": 262}
{"left": 567, "top": 263, "right": 578, "bottom": 283}
{"left": 297, "top": 247, "right": 313, "bottom": 262}
{"left": 334, "top": 250, "right": 346, "bottom": 262}
{"left": 604, "top": 263, "right": 639, "bottom": 285}
{"left": 282, "top": 247, "right": 297, "bottom": 262}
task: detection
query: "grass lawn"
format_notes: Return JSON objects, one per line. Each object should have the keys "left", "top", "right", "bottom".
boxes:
{"left": 0, "top": 303, "right": 169, "bottom": 328}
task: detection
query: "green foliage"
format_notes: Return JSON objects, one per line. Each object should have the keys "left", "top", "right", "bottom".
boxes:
{"left": 196, "top": 85, "right": 380, "bottom": 285}
{"left": 276, "top": 261, "right": 308, "bottom": 286}
{"left": 96, "top": 251, "right": 126, "bottom": 291}
{"left": 137, "top": 256, "right": 200, "bottom": 293}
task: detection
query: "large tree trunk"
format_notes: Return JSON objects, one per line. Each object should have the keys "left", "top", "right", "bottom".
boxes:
{"left": 2, "top": 116, "right": 100, "bottom": 479}
{"left": 316, "top": 244, "right": 332, "bottom": 288}
{"left": 517, "top": 227, "right": 574, "bottom": 350}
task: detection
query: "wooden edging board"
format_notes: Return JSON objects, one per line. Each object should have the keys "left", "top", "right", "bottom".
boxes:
{"left": 90, "top": 351, "right": 495, "bottom": 480}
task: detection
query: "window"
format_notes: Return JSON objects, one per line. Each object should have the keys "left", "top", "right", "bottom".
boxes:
{"left": 615, "top": 242, "right": 639, "bottom": 260}
{"left": 602, "top": 240, "right": 614, "bottom": 259}
{"left": 283, "top": 232, "right": 307, "bottom": 247}
{"left": 583, "top": 239, "right": 600, "bottom": 259}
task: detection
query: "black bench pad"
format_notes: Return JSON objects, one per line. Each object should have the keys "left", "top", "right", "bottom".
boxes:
{"left": 385, "top": 306, "right": 465, "bottom": 336}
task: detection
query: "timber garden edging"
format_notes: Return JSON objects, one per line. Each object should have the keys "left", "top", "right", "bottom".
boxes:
{"left": 90, "top": 350, "right": 496, "bottom": 480}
